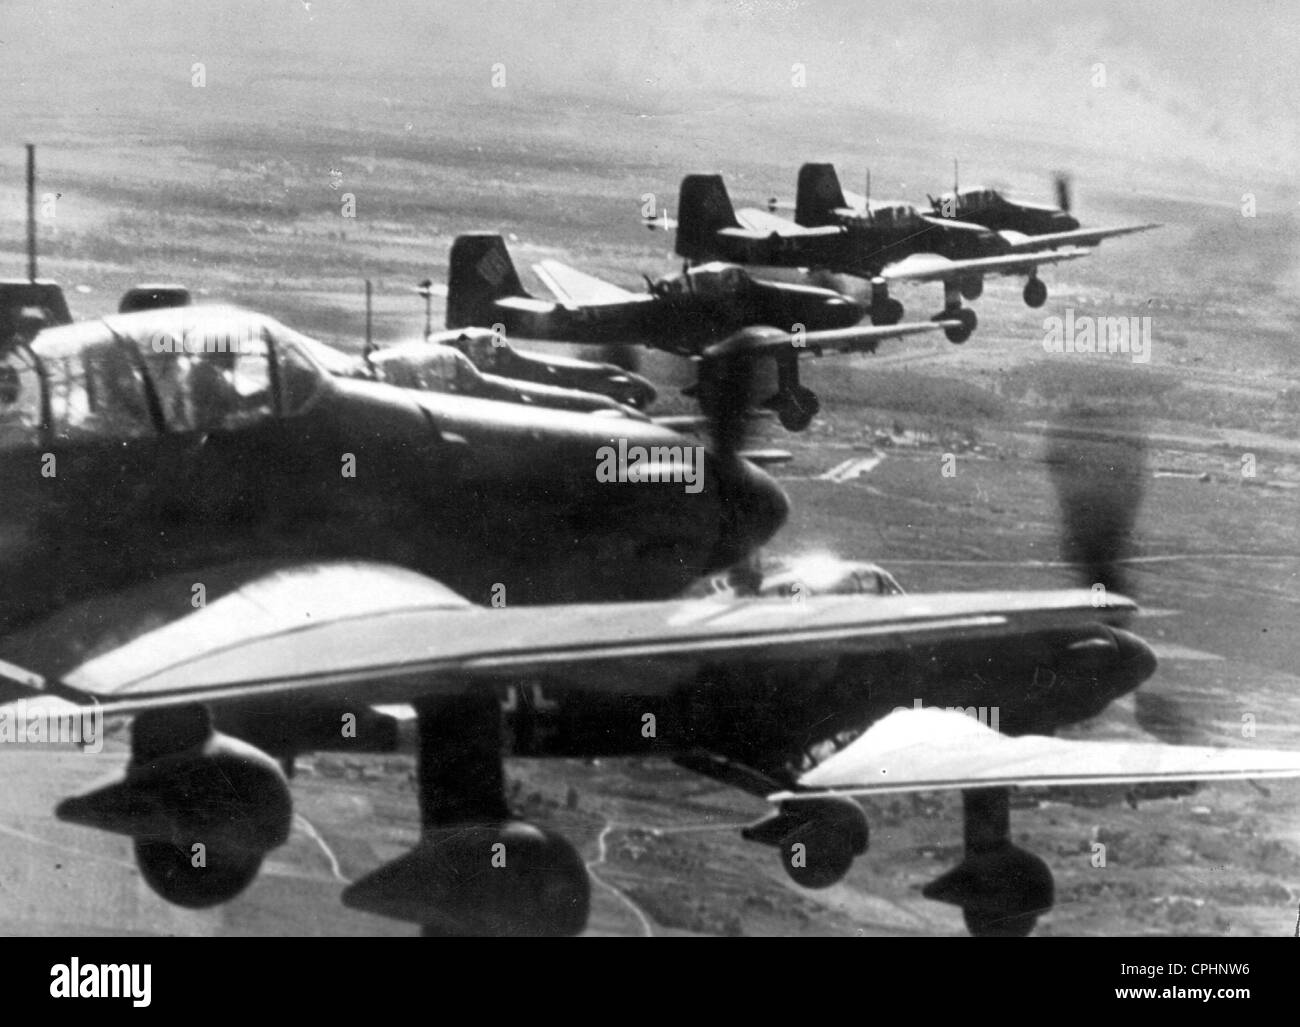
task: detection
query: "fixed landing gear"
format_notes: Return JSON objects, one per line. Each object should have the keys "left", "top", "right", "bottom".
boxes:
{"left": 744, "top": 798, "right": 869, "bottom": 889}
{"left": 871, "top": 297, "right": 905, "bottom": 326}
{"left": 342, "top": 692, "right": 591, "bottom": 936}
{"left": 869, "top": 277, "right": 905, "bottom": 326}
{"left": 922, "top": 788, "right": 1054, "bottom": 937}
{"left": 935, "top": 306, "right": 977, "bottom": 344}
{"left": 344, "top": 820, "right": 590, "bottom": 937}
{"left": 56, "top": 705, "right": 292, "bottom": 910}
{"left": 924, "top": 843, "right": 1054, "bottom": 937}
{"left": 766, "top": 385, "right": 821, "bottom": 432}
{"left": 135, "top": 839, "right": 264, "bottom": 909}
{"left": 764, "top": 351, "right": 821, "bottom": 432}
{"left": 1023, "top": 275, "right": 1048, "bottom": 308}
{"left": 937, "top": 279, "right": 977, "bottom": 343}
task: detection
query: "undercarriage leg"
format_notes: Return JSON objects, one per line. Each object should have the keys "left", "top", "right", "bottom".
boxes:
{"left": 870, "top": 276, "right": 905, "bottom": 325}
{"left": 934, "top": 281, "right": 976, "bottom": 343}
{"left": 415, "top": 692, "right": 510, "bottom": 826}
{"left": 342, "top": 690, "right": 591, "bottom": 936}
{"left": 922, "top": 787, "right": 1054, "bottom": 937}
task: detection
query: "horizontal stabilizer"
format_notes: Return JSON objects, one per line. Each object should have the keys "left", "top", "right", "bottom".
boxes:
{"left": 532, "top": 260, "right": 639, "bottom": 307}
{"left": 734, "top": 207, "right": 822, "bottom": 237}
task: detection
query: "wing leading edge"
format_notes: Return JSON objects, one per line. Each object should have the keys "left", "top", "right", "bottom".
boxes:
{"left": 702, "top": 320, "right": 956, "bottom": 361}
{"left": 880, "top": 248, "right": 1090, "bottom": 284}
{"left": 769, "top": 707, "right": 1300, "bottom": 800}
{"left": 7, "top": 561, "right": 1135, "bottom": 718}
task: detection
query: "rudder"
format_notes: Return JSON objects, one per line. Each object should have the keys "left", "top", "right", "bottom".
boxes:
{"left": 675, "top": 174, "right": 741, "bottom": 261}
{"left": 447, "top": 233, "right": 529, "bottom": 329}
{"left": 795, "top": 163, "right": 847, "bottom": 228}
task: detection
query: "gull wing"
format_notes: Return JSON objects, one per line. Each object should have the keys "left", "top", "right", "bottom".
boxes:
{"left": 997, "top": 223, "right": 1162, "bottom": 251}
{"left": 880, "top": 248, "right": 1090, "bottom": 283}
{"left": 702, "top": 321, "right": 953, "bottom": 361}
{"left": 769, "top": 707, "right": 1300, "bottom": 800}
{"left": 2, "top": 561, "right": 1137, "bottom": 719}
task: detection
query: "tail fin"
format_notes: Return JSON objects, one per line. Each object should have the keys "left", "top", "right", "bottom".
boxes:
{"left": 795, "top": 163, "right": 847, "bottom": 228}
{"left": 446, "top": 233, "right": 529, "bottom": 328}
{"left": 675, "top": 174, "right": 741, "bottom": 261}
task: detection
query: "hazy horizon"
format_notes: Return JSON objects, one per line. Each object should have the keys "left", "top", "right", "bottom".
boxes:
{"left": 0, "top": 0, "right": 1294, "bottom": 204}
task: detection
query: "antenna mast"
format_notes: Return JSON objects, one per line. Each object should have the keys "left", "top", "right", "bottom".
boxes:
{"left": 363, "top": 279, "right": 374, "bottom": 366}
{"left": 417, "top": 278, "right": 434, "bottom": 341}
{"left": 26, "top": 144, "right": 37, "bottom": 282}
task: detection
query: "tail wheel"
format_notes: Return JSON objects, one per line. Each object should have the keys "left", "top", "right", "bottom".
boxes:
{"left": 1023, "top": 277, "right": 1048, "bottom": 308}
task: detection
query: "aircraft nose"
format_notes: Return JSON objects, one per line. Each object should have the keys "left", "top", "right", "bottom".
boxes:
{"left": 1108, "top": 626, "right": 1158, "bottom": 696}
{"left": 711, "top": 457, "right": 789, "bottom": 568}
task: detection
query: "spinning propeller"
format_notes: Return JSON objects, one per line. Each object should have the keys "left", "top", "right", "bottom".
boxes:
{"left": 1054, "top": 171, "right": 1073, "bottom": 215}
{"left": 1043, "top": 406, "right": 1207, "bottom": 744}
{"left": 696, "top": 345, "right": 760, "bottom": 459}
{"left": 1045, "top": 404, "right": 1146, "bottom": 604}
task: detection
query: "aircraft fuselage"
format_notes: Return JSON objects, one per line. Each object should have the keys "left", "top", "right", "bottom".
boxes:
{"left": 490, "top": 276, "right": 864, "bottom": 356}
{"left": 0, "top": 309, "right": 787, "bottom": 644}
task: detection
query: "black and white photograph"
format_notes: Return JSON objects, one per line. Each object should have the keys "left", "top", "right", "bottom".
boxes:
{"left": 0, "top": 0, "right": 1297, "bottom": 962}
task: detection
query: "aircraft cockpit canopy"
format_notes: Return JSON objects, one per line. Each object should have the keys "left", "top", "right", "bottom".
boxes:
{"left": 678, "top": 263, "right": 750, "bottom": 299}
{"left": 869, "top": 203, "right": 922, "bottom": 229}
{"left": 684, "top": 556, "right": 906, "bottom": 600}
{"left": 2, "top": 306, "right": 333, "bottom": 449}
{"left": 442, "top": 328, "right": 505, "bottom": 373}
{"left": 370, "top": 340, "right": 481, "bottom": 393}
{"left": 958, "top": 188, "right": 1000, "bottom": 209}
